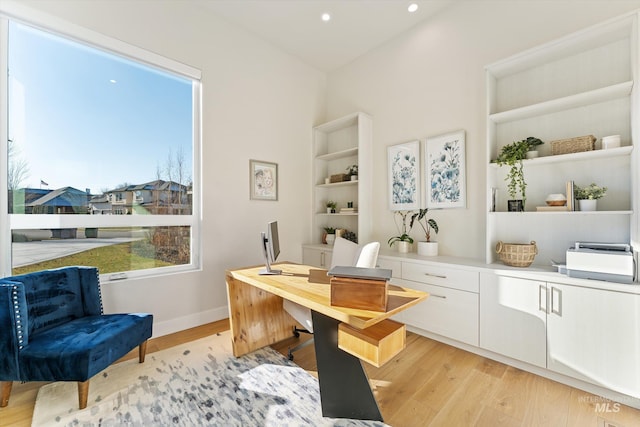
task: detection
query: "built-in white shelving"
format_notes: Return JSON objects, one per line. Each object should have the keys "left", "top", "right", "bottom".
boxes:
{"left": 485, "top": 11, "right": 638, "bottom": 266}
{"left": 308, "top": 112, "right": 373, "bottom": 248}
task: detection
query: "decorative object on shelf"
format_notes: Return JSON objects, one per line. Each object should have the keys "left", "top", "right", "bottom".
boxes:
{"left": 536, "top": 193, "right": 568, "bottom": 211}
{"left": 507, "top": 200, "right": 524, "bottom": 212}
{"left": 249, "top": 159, "right": 278, "bottom": 201}
{"left": 525, "top": 137, "right": 544, "bottom": 159}
{"left": 574, "top": 182, "right": 607, "bottom": 212}
{"left": 602, "top": 135, "right": 621, "bottom": 149}
{"left": 341, "top": 230, "right": 358, "bottom": 243}
{"left": 326, "top": 200, "right": 337, "bottom": 213}
{"left": 425, "top": 130, "right": 466, "bottom": 209}
{"left": 550, "top": 135, "right": 595, "bottom": 155}
{"left": 545, "top": 194, "right": 567, "bottom": 206}
{"left": 324, "top": 227, "right": 336, "bottom": 245}
{"left": 388, "top": 140, "right": 420, "bottom": 210}
{"left": 325, "top": 177, "right": 331, "bottom": 184}
{"left": 410, "top": 209, "right": 439, "bottom": 256}
{"left": 330, "top": 173, "right": 349, "bottom": 183}
{"left": 387, "top": 210, "right": 414, "bottom": 252}
{"left": 494, "top": 136, "right": 544, "bottom": 211}
{"left": 346, "top": 164, "right": 358, "bottom": 181}
{"left": 496, "top": 241, "right": 537, "bottom": 267}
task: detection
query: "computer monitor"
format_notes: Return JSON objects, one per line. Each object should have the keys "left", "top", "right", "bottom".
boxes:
{"left": 259, "top": 220, "right": 282, "bottom": 275}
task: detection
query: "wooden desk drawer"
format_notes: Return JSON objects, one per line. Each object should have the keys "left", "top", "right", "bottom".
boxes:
{"left": 401, "top": 262, "right": 479, "bottom": 293}
{"left": 338, "top": 319, "right": 406, "bottom": 368}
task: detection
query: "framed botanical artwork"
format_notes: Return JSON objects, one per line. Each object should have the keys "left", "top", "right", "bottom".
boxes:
{"left": 250, "top": 159, "right": 278, "bottom": 201}
{"left": 424, "top": 130, "right": 466, "bottom": 209}
{"left": 387, "top": 140, "right": 420, "bottom": 211}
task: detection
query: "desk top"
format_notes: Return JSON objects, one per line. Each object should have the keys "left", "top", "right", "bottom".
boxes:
{"left": 226, "top": 262, "right": 428, "bottom": 329}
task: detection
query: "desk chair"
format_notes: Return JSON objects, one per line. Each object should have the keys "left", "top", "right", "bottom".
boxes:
{"left": 284, "top": 238, "right": 380, "bottom": 360}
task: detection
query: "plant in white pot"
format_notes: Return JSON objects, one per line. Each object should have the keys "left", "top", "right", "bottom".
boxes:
{"left": 574, "top": 183, "right": 607, "bottom": 211}
{"left": 323, "top": 227, "right": 336, "bottom": 245}
{"left": 387, "top": 210, "right": 414, "bottom": 253}
{"left": 411, "top": 209, "right": 439, "bottom": 256}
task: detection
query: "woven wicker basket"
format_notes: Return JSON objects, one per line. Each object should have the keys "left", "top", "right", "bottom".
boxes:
{"left": 496, "top": 241, "right": 538, "bottom": 267}
{"left": 550, "top": 135, "right": 596, "bottom": 155}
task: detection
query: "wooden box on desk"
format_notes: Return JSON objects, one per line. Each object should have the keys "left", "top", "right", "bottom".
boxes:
{"left": 330, "top": 276, "right": 388, "bottom": 311}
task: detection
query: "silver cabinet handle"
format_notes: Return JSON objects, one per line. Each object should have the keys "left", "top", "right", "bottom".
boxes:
{"left": 320, "top": 252, "right": 325, "bottom": 267}
{"left": 551, "top": 286, "right": 562, "bottom": 316}
{"left": 539, "top": 284, "right": 548, "bottom": 313}
{"left": 424, "top": 272, "right": 447, "bottom": 279}
{"left": 430, "top": 294, "right": 447, "bottom": 299}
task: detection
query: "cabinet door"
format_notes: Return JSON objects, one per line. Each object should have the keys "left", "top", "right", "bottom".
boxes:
{"left": 396, "top": 278, "right": 478, "bottom": 346}
{"left": 547, "top": 283, "right": 640, "bottom": 398}
{"left": 302, "top": 247, "right": 332, "bottom": 268}
{"left": 479, "top": 273, "right": 547, "bottom": 368}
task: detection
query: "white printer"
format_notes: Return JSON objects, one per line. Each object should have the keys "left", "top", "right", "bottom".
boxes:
{"left": 566, "top": 242, "right": 635, "bottom": 284}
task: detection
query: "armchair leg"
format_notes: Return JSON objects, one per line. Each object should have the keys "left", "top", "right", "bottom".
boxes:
{"left": 1, "top": 381, "right": 12, "bottom": 407}
{"left": 139, "top": 340, "right": 148, "bottom": 363}
{"left": 77, "top": 380, "right": 89, "bottom": 409}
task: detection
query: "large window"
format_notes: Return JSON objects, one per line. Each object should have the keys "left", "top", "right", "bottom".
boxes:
{"left": 1, "top": 17, "right": 201, "bottom": 280}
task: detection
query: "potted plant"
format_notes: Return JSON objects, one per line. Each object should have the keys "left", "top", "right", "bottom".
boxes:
{"left": 323, "top": 227, "right": 336, "bottom": 245}
{"left": 326, "top": 200, "right": 337, "bottom": 213}
{"left": 494, "top": 136, "right": 544, "bottom": 211}
{"left": 574, "top": 182, "right": 607, "bottom": 211}
{"left": 346, "top": 164, "right": 358, "bottom": 181}
{"left": 525, "top": 136, "right": 544, "bottom": 159}
{"left": 387, "top": 210, "right": 414, "bottom": 253}
{"left": 410, "top": 209, "right": 439, "bottom": 256}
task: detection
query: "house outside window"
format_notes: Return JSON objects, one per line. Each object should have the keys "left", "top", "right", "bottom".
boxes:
{"left": 1, "top": 16, "right": 201, "bottom": 280}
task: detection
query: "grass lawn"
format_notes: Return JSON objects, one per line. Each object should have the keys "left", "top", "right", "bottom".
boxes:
{"left": 12, "top": 241, "right": 174, "bottom": 275}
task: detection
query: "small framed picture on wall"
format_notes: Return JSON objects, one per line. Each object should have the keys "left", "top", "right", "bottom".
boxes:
{"left": 424, "top": 130, "right": 466, "bottom": 209}
{"left": 387, "top": 140, "right": 420, "bottom": 211}
{"left": 250, "top": 159, "right": 278, "bottom": 201}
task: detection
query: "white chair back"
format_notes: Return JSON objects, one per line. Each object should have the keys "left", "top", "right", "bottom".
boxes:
{"left": 330, "top": 236, "right": 359, "bottom": 268}
{"left": 356, "top": 241, "right": 380, "bottom": 268}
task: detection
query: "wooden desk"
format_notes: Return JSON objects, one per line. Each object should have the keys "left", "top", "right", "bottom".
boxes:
{"left": 225, "top": 263, "right": 428, "bottom": 421}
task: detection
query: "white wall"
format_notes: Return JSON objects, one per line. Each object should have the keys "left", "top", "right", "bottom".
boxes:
{"left": 6, "top": 0, "right": 326, "bottom": 336}
{"left": 326, "top": 0, "right": 640, "bottom": 260}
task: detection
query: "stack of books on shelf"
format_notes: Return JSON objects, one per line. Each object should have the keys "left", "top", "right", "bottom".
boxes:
{"left": 535, "top": 181, "right": 576, "bottom": 211}
{"left": 340, "top": 207, "right": 358, "bottom": 214}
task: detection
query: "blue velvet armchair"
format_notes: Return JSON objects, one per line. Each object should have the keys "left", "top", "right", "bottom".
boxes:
{"left": 0, "top": 266, "right": 153, "bottom": 409}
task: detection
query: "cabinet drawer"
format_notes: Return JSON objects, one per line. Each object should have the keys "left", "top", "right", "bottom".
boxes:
{"left": 401, "top": 262, "right": 479, "bottom": 293}
{"left": 398, "top": 279, "right": 478, "bottom": 346}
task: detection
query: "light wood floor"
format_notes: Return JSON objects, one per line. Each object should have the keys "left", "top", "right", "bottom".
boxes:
{"left": 3, "top": 319, "right": 639, "bottom": 427}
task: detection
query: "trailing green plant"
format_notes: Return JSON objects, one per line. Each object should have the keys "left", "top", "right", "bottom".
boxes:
{"left": 494, "top": 137, "right": 544, "bottom": 209}
{"left": 574, "top": 183, "right": 607, "bottom": 200}
{"left": 410, "top": 209, "right": 439, "bottom": 242}
{"left": 388, "top": 210, "right": 415, "bottom": 247}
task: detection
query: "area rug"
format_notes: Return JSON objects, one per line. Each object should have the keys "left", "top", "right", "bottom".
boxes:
{"left": 31, "top": 331, "right": 388, "bottom": 426}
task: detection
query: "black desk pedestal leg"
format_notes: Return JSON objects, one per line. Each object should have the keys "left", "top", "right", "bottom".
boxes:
{"left": 311, "top": 311, "right": 383, "bottom": 421}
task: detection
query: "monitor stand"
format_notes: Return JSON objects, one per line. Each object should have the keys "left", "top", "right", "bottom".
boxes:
{"left": 259, "top": 267, "right": 282, "bottom": 275}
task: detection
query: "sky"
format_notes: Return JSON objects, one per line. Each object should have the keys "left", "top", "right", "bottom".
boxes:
{"left": 8, "top": 21, "right": 194, "bottom": 195}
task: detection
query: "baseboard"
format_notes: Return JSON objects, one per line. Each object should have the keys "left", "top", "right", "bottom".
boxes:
{"left": 151, "top": 306, "right": 229, "bottom": 338}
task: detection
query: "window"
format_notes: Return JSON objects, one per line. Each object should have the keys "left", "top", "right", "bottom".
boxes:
{"left": 1, "top": 17, "right": 201, "bottom": 280}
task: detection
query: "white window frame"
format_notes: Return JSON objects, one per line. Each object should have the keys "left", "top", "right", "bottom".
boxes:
{"left": 0, "top": 4, "right": 202, "bottom": 281}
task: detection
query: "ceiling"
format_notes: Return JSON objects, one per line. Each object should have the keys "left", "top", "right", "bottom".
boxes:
{"left": 196, "top": 0, "right": 455, "bottom": 72}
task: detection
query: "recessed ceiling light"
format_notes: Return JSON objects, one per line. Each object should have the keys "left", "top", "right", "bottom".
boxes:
{"left": 321, "top": 13, "right": 331, "bottom": 22}
{"left": 408, "top": 3, "right": 419, "bottom": 13}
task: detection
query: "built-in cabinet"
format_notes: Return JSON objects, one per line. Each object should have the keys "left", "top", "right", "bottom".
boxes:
{"left": 302, "top": 245, "right": 333, "bottom": 269}
{"left": 485, "top": 12, "right": 638, "bottom": 266}
{"left": 480, "top": 272, "right": 640, "bottom": 399}
{"left": 310, "top": 112, "right": 373, "bottom": 246}
{"left": 378, "top": 255, "right": 480, "bottom": 347}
